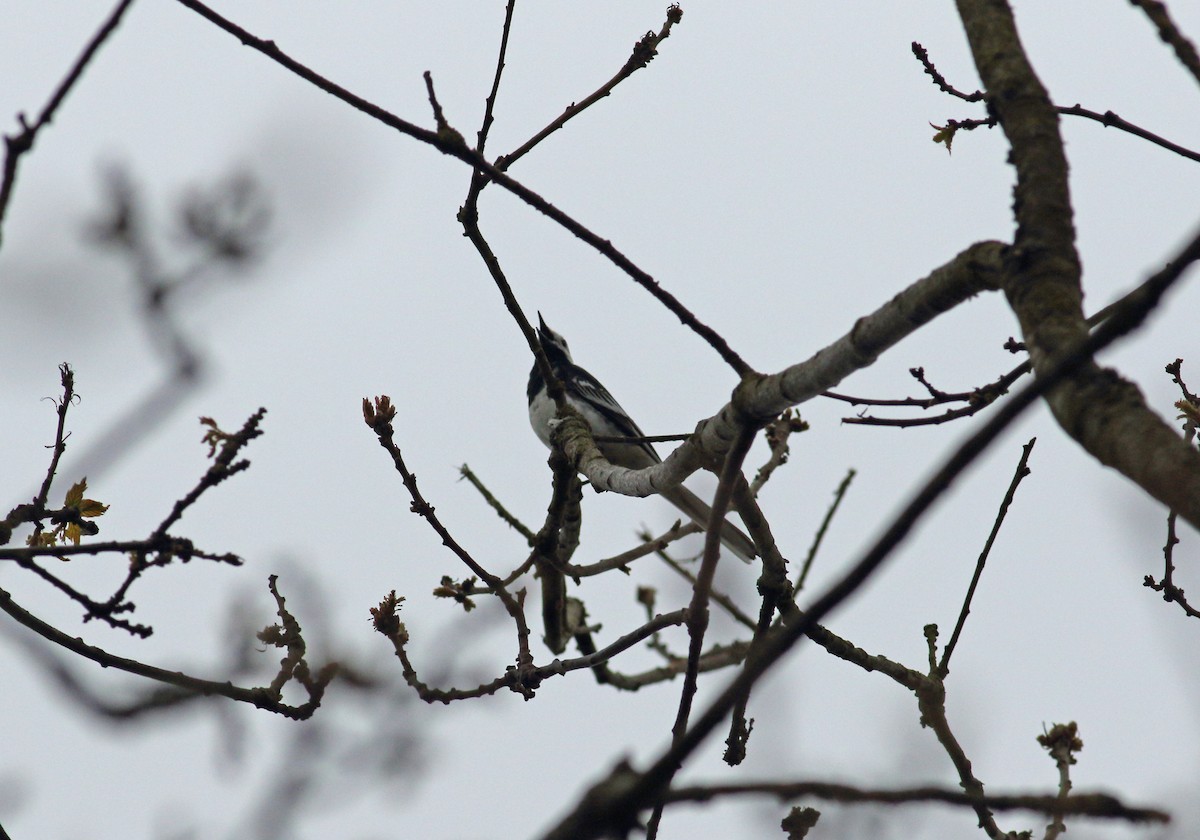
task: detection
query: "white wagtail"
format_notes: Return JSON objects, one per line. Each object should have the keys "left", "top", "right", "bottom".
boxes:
{"left": 527, "top": 314, "right": 757, "bottom": 563}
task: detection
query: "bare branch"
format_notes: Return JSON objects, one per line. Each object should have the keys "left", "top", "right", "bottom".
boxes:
{"left": 175, "top": 0, "right": 750, "bottom": 374}
{"left": 3, "top": 399, "right": 260, "bottom": 636}
{"left": 919, "top": 626, "right": 1004, "bottom": 837}
{"left": 649, "top": 425, "right": 756, "bottom": 836}
{"left": 748, "top": 409, "right": 808, "bottom": 493}
{"left": 827, "top": 362, "right": 1027, "bottom": 427}
{"left": 672, "top": 427, "right": 756, "bottom": 737}
{"left": 572, "top": 241, "right": 1005, "bottom": 497}
{"left": 375, "top": 602, "right": 689, "bottom": 702}
{"left": 1129, "top": 0, "right": 1200, "bottom": 90}
{"left": 595, "top": 641, "right": 749, "bottom": 692}
{"left": 662, "top": 780, "right": 1166, "bottom": 823}
{"left": 828, "top": 294, "right": 1137, "bottom": 427}
{"left": 362, "top": 396, "right": 534, "bottom": 671}
{"left": 956, "top": 0, "right": 1200, "bottom": 530}
{"left": 1057, "top": 103, "right": 1200, "bottom": 163}
{"left": 1039, "top": 722, "right": 1084, "bottom": 840}
{"left": 0, "top": 0, "right": 136, "bottom": 247}
{"left": 914, "top": 40, "right": 1200, "bottom": 163}
{"left": 1143, "top": 362, "right": 1200, "bottom": 617}
{"left": 458, "top": 463, "right": 536, "bottom": 544}
{"left": 0, "top": 578, "right": 335, "bottom": 720}
{"left": 540, "top": 222, "right": 1200, "bottom": 839}
{"left": 656, "top": 550, "right": 756, "bottom": 630}
{"left": 475, "top": 0, "right": 517, "bottom": 156}
{"left": 534, "top": 452, "right": 582, "bottom": 654}
{"left": 36, "top": 363, "right": 77, "bottom": 508}
{"left": 911, "top": 41, "right": 985, "bottom": 101}
{"left": 938, "top": 438, "right": 1036, "bottom": 677}
{"left": 795, "top": 468, "right": 855, "bottom": 593}
{"left": 463, "top": 0, "right": 518, "bottom": 211}
{"left": 496, "top": 6, "right": 684, "bottom": 172}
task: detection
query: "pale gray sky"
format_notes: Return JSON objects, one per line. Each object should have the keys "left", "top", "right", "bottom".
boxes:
{"left": 3, "top": 3, "right": 1200, "bottom": 839}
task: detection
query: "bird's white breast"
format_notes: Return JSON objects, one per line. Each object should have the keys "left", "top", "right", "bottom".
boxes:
{"left": 528, "top": 389, "right": 559, "bottom": 448}
{"left": 529, "top": 391, "right": 619, "bottom": 447}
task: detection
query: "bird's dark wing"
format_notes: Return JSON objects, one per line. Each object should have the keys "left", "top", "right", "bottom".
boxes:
{"left": 563, "top": 361, "right": 661, "bottom": 465}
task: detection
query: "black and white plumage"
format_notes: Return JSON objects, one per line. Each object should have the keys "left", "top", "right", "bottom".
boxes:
{"left": 527, "top": 314, "right": 757, "bottom": 564}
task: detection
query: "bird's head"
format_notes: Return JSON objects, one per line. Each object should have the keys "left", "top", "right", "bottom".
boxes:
{"left": 536, "top": 313, "right": 573, "bottom": 366}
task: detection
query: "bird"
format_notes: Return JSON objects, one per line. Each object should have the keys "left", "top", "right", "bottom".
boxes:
{"left": 527, "top": 314, "right": 757, "bottom": 563}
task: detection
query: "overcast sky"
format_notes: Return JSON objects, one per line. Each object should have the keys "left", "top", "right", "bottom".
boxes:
{"left": 3, "top": 3, "right": 1200, "bottom": 839}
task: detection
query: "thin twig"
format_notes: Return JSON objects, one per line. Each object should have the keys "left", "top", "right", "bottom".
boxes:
{"left": 0, "top": 537, "right": 236, "bottom": 564}
{"left": 496, "top": 5, "right": 683, "bottom": 173}
{"left": 362, "top": 397, "right": 533, "bottom": 674}
{"left": 3, "top": 405, "right": 258, "bottom": 636}
{"left": 912, "top": 39, "right": 1200, "bottom": 163}
{"left": 673, "top": 425, "right": 756, "bottom": 736}
{"left": 827, "top": 295, "right": 1148, "bottom": 427}
{"left": 911, "top": 41, "right": 985, "bottom": 101}
{"left": 421, "top": 71, "right": 463, "bottom": 146}
{"left": 656, "top": 551, "right": 756, "bottom": 630}
{"left": 827, "top": 362, "right": 1027, "bottom": 427}
{"left": 661, "top": 780, "right": 1166, "bottom": 822}
{"left": 1143, "top": 507, "right": 1200, "bottom": 617}
{"left": 151, "top": 410, "right": 266, "bottom": 539}
{"left": 380, "top": 605, "right": 689, "bottom": 702}
{"left": 795, "top": 468, "right": 855, "bottom": 592}
{"left": 938, "top": 437, "right": 1036, "bottom": 677}
{"left": 4, "top": 553, "right": 151, "bottom": 636}
{"left": 459, "top": 464, "right": 536, "bottom": 544}
{"left": 540, "top": 222, "right": 1200, "bottom": 840}
{"left": 647, "top": 423, "right": 756, "bottom": 839}
{"left": 0, "top": 578, "right": 335, "bottom": 720}
{"left": 534, "top": 451, "right": 581, "bottom": 654}
{"left": 1058, "top": 103, "right": 1200, "bottom": 163}
{"left": 1128, "top": 0, "right": 1200, "bottom": 90}
{"left": 35, "top": 363, "right": 77, "bottom": 507}
{"left": 1166, "top": 357, "right": 1199, "bottom": 405}
{"left": 595, "top": 641, "right": 749, "bottom": 692}
{"left": 452, "top": 201, "right": 573, "bottom": 653}
{"left": 566, "top": 520, "right": 703, "bottom": 578}
{"left": 174, "top": 0, "right": 750, "bottom": 374}
{"left": 1039, "top": 721, "right": 1084, "bottom": 840}
{"left": 1143, "top": 365, "right": 1199, "bottom": 617}
{"left": 82, "top": 411, "right": 264, "bottom": 630}
{"left": 475, "top": 0, "right": 517, "bottom": 155}
{"left": 0, "top": 0, "right": 137, "bottom": 246}
{"left": 919, "top": 626, "right": 1003, "bottom": 836}
{"left": 748, "top": 409, "right": 807, "bottom": 494}
{"left": 926, "top": 100, "right": 1200, "bottom": 166}
{"left": 463, "top": 0, "right": 518, "bottom": 210}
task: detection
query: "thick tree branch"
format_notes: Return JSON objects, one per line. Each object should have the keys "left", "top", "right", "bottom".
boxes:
{"left": 552, "top": 242, "right": 1004, "bottom": 503}
{"left": 538, "top": 222, "right": 1200, "bottom": 839}
{"left": 956, "top": 0, "right": 1200, "bottom": 529}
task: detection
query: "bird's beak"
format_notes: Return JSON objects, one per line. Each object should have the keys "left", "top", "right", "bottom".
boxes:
{"left": 537, "top": 312, "right": 553, "bottom": 344}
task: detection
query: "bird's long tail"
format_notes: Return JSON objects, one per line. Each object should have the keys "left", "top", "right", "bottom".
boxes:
{"left": 661, "top": 485, "right": 757, "bottom": 564}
